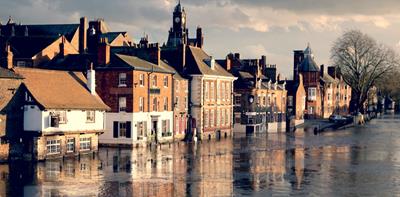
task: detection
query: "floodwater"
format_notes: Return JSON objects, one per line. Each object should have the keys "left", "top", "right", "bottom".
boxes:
{"left": 3, "top": 114, "right": 400, "bottom": 196}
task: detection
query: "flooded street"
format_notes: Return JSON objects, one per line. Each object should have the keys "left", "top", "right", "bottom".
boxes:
{"left": 3, "top": 114, "right": 400, "bottom": 196}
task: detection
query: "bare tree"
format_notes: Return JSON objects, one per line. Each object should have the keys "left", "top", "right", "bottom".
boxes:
{"left": 331, "top": 30, "right": 399, "bottom": 113}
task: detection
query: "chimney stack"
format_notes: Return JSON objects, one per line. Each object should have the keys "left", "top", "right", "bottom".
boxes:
{"left": 59, "top": 36, "right": 65, "bottom": 58}
{"left": 225, "top": 54, "right": 232, "bottom": 72}
{"left": 320, "top": 64, "right": 324, "bottom": 77}
{"left": 79, "top": 17, "right": 88, "bottom": 54}
{"left": 4, "top": 43, "right": 13, "bottom": 69}
{"left": 87, "top": 63, "right": 96, "bottom": 95}
{"left": 196, "top": 26, "right": 204, "bottom": 48}
{"left": 97, "top": 38, "right": 110, "bottom": 65}
{"left": 234, "top": 53, "right": 240, "bottom": 60}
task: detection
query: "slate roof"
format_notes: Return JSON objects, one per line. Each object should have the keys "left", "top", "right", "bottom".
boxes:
{"left": 185, "top": 46, "right": 234, "bottom": 77}
{"left": 299, "top": 55, "right": 319, "bottom": 72}
{"left": 14, "top": 67, "right": 109, "bottom": 110}
{"left": 320, "top": 73, "right": 338, "bottom": 84}
{"left": 0, "top": 67, "right": 23, "bottom": 79}
{"left": 0, "top": 36, "right": 60, "bottom": 58}
{"left": 25, "top": 24, "right": 79, "bottom": 41}
{"left": 99, "top": 54, "right": 175, "bottom": 74}
{"left": 100, "top": 32, "right": 126, "bottom": 43}
{"left": 238, "top": 71, "right": 253, "bottom": 79}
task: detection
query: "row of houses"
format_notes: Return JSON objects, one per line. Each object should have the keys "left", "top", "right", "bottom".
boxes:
{"left": 0, "top": 2, "right": 351, "bottom": 161}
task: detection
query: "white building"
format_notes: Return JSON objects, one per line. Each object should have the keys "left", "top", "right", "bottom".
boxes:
{"left": 14, "top": 67, "right": 109, "bottom": 160}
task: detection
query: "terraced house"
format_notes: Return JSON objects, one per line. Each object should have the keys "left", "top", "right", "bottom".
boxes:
{"left": 218, "top": 53, "right": 288, "bottom": 133}
{"left": 293, "top": 44, "right": 351, "bottom": 119}
{"left": 96, "top": 40, "right": 175, "bottom": 146}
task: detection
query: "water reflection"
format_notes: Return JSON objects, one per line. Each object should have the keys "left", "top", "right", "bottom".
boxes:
{"left": 3, "top": 115, "right": 400, "bottom": 196}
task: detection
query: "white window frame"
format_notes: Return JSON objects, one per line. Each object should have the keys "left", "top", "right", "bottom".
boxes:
{"left": 163, "top": 76, "right": 168, "bottom": 87}
{"left": 46, "top": 139, "right": 61, "bottom": 155}
{"left": 210, "top": 109, "right": 215, "bottom": 127}
{"left": 153, "top": 97, "right": 158, "bottom": 111}
{"left": 58, "top": 111, "right": 67, "bottom": 124}
{"left": 66, "top": 138, "right": 75, "bottom": 153}
{"left": 139, "top": 74, "right": 144, "bottom": 87}
{"left": 86, "top": 111, "right": 95, "bottom": 123}
{"left": 119, "top": 122, "right": 127, "bottom": 137}
{"left": 119, "top": 97, "right": 127, "bottom": 112}
{"left": 118, "top": 73, "right": 127, "bottom": 87}
{"left": 80, "top": 137, "right": 91, "bottom": 151}
{"left": 210, "top": 82, "right": 215, "bottom": 101}
{"left": 152, "top": 75, "right": 157, "bottom": 87}
{"left": 163, "top": 97, "right": 168, "bottom": 111}
{"left": 139, "top": 97, "right": 144, "bottom": 112}
{"left": 308, "top": 87, "right": 317, "bottom": 101}
{"left": 205, "top": 82, "right": 209, "bottom": 100}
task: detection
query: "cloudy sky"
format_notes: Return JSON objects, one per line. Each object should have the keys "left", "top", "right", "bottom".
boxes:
{"left": 2, "top": 0, "right": 400, "bottom": 78}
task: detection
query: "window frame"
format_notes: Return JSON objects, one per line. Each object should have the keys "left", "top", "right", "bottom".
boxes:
{"left": 86, "top": 111, "right": 95, "bottom": 123}
{"left": 119, "top": 97, "right": 127, "bottom": 112}
{"left": 139, "top": 74, "right": 145, "bottom": 87}
{"left": 118, "top": 73, "right": 127, "bottom": 87}
{"left": 46, "top": 139, "right": 61, "bottom": 155}
{"left": 79, "top": 137, "right": 91, "bottom": 151}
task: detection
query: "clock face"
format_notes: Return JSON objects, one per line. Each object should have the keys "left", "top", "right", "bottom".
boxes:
{"left": 175, "top": 17, "right": 180, "bottom": 23}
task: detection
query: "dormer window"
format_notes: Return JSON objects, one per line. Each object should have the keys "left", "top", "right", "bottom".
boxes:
{"left": 118, "top": 73, "right": 127, "bottom": 87}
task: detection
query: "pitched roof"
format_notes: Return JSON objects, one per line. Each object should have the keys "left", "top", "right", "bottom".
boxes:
{"left": 25, "top": 24, "right": 79, "bottom": 41}
{"left": 320, "top": 73, "right": 337, "bottom": 84}
{"left": 0, "top": 36, "right": 60, "bottom": 58}
{"left": 102, "top": 54, "right": 175, "bottom": 74}
{"left": 13, "top": 67, "right": 109, "bottom": 110}
{"left": 100, "top": 32, "right": 126, "bottom": 43}
{"left": 299, "top": 56, "right": 319, "bottom": 72}
{"left": 0, "top": 67, "right": 23, "bottom": 79}
{"left": 238, "top": 71, "right": 254, "bottom": 79}
{"left": 186, "top": 46, "right": 234, "bottom": 77}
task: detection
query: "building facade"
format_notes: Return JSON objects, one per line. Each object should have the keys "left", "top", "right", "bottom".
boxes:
{"left": 162, "top": 2, "right": 236, "bottom": 140}
{"left": 13, "top": 67, "right": 109, "bottom": 160}
{"left": 218, "top": 53, "right": 287, "bottom": 133}
{"left": 0, "top": 67, "right": 24, "bottom": 161}
{"left": 294, "top": 44, "right": 351, "bottom": 119}
{"left": 96, "top": 41, "right": 175, "bottom": 146}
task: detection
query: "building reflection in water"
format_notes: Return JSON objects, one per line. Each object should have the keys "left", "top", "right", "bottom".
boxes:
{"left": 0, "top": 131, "right": 359, "bottom": 197}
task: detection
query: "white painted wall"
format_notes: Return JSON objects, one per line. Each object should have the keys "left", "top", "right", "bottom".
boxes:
{"left": 23, "top": 105, "right": 43, "bottom": 131}
{"left": 23, "top": 105, "right": 105, "bottom": 133}
{"left": 100, "top": 111, "right": 174, "bottom": 145}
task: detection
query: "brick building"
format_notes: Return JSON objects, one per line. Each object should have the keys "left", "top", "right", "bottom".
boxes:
{"left": 96, "top": 39, "right": 176, "bottom": 146}
{"left": 285, "top": 74, "right": 306, "bottom": 125}
{"left": 293, "top": 44, "right": 351, "bottom": 119}
{"left": 162, "top": 2, "right": 236, "bottom": 140}
{"left": 218, "top": 53, "right": 288, "bottom": 133}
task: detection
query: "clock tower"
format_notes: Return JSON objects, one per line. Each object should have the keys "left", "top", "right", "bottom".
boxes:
{"left": 166, "top": 1, "right": 188, "bottom": 47}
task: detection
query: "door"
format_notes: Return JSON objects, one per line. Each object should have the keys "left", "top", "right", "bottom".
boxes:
{"left": 152, "top": 120, "right": 158, "bottom": 143}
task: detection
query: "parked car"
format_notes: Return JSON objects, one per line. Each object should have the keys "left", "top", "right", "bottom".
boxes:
{"left": 329, "top": 115, "right": 347, "bottom": 123}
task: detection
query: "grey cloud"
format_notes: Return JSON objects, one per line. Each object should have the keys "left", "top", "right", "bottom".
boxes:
{"left": 231, "top": 0, "right": 400, "bottom": 15}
